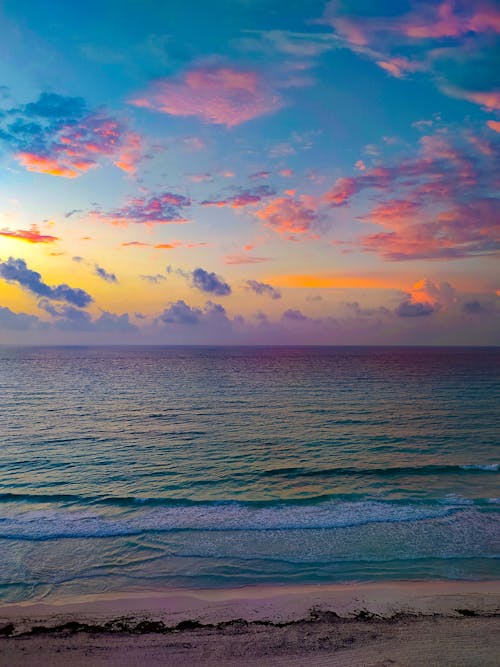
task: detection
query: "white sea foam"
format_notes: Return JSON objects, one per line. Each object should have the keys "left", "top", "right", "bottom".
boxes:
{"left": 0, "top": 500, "right": 461, "bottom": 540}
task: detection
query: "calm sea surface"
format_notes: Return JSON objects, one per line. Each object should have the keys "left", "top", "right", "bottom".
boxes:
{"left": 0, "top": 346, "right": 498, "bottom": 602}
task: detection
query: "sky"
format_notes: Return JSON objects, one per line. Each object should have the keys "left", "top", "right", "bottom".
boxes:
{"left": 0, "top": 0, "right": 499, "bottom": 345}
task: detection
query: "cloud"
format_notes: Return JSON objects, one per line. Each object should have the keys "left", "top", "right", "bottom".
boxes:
{"left": 224, "top": 254, "right": 273, "bottom": 264}
{"left": 0, "top": 93, "right": 142, "bottom": 177}
{"left": 322, "top": 130, "right": 499, "bottom": 260}
{"left": 322, "top": 0, "right": 500, "bottom": 110}
{"left": 39, "top": 298, "right": 136, "bottom": 332}
{"left": 394, "top": 278, "right": 456, "bottom": 317}
{"left": 0, "top": 225, "right": 59, "bottom": 244}
{"left": 408, "top": 279, "right": 456, "bottom": 308}
{"left": 92, "top": 311, "right": 137, "bottom": 332}
{"left": 462, "top": 300, "right": 485, "bottom": 314}
{"left": 237, "top": 29, "right": 335, "bottom": 59}
{"left": 255, "top": 193, "right": 322, "bottom": 238}
{"left": 0, "top": 257, "right": 93, "bottom": 307}
{"left": 140, "top": 274, "right": 166, "bottom": 284}
{"left": 201, "top": 185, "right": 274, "bottom": 208}
{"left": 159, "top": 299, "right": 202, "bottom": 325}
{"left": 395, "top": 300, "right": 435, "bottom": 317}
{"left": 94, "top": 192, "right": 192, "bottom": 225}
{"left": 360, "top": 197, "right": 500, "bottom": 260}
{"left": 129, "top": 65, "right": 283, "bottom": 126}
{"left": 487, "top": 120, "right": 500, "bottom": 132}
{"left": 192, "top": 267, "right": 231, "bottom": 296}
{"left": 95, "top": 264, "right": 118, "bottom": 283}
{"left": 0, "top": 305, "right": 41, "bottom": 330}
{"left": 249, "top": 170, "right": 271, "bottom": 180}
{"left": 158, "top": 299, "right": 231, "bottom": 327}
{"left": 245, "top": 279, "right": 281, "bottom": 300}
{"left": 282, "top": 308, "right": 309, "bottom": 322}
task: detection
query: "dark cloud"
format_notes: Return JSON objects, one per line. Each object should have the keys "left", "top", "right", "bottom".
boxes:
{"left": 245, "top": 279, "right": 281, "bottom": 300}
{"left": 0, "top": 257, "right": 93, "bottom": 307}
{"left": 140, "top": 274, "right": 166, "bottom": 284}
{"left": 282, "top": 308, "right": 308, "bottom": 321}
{"left": 0, "top": 305, "right": 41, "bottom": 330}
{"left": 159, "top": 300, "right": 202, "bottom": 325}
{"left": 95, "top": 192, "right": 192, "bottom": 225}
{"left": 38, "top": 298, "right": 136, "bottom": 332}
{"left": 201, "top": 185, "right": 274, "bottom": 208}
{"left": 95, "top": 264, "right": 118, "bottom": 283}
{"left": 395, "top": 300, "right": 434, "bottom": 317}
{"left": 65, "top": 209, "right": 82, "bottom": 218}
{"left": 158, "top": 299, "right": 230, "bottom": 327}
{"left": 192, "top": 267, "right": 231, "bottom": 296}
{"left": 462, "top": 300, "right": 485, "bottom": 314}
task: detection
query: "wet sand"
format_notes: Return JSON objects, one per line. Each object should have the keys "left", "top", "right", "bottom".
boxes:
{"left": 1, "top": 581, "right": 499, "bottom": 666}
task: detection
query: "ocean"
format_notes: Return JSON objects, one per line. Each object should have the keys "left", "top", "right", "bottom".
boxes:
{"left": 0, "top": 346, "right": 498, "bottom": 603}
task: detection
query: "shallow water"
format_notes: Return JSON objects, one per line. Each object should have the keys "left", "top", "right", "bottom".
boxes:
{"left": 0, "top": 346, "right": 498, "bottom": 602}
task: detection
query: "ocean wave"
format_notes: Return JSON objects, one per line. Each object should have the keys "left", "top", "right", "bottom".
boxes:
{"left": 261, "top": 463, "right": 499, "bottom": 478}
{"left": 0, "top": 499, "right": 467, "bottom": 540}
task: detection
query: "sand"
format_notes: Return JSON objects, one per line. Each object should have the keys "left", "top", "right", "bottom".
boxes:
{"left": 1, "top": 580, "right": 499, "bottom": 666}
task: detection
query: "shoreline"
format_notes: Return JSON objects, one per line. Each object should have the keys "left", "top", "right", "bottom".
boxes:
{"left": 1, "top": 580, "right": 499, "bottom": 666}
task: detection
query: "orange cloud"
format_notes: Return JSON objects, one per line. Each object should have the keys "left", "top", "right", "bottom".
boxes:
{"left": 255, "top": 194, "right": 321, "bottom": 237}
{"left": 16, "top": 153, "right": 80, "bottom": 178}
{"left": 487, "top": 120, "right": 500, "bottom": 133}
{"left": 0, "top": 224, "right": 59, "bottom": 243}
{"left": 408, "top": 278, "right": 456, "bottom": 308}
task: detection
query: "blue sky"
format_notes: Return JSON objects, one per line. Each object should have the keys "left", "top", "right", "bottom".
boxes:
{"left": 0, "top": 0, "right": 499, "bottom": 344}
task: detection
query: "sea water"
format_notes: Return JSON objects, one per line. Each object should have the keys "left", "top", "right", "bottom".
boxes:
{"left": 0, "top": 346, "right": 498, "bottom": 602}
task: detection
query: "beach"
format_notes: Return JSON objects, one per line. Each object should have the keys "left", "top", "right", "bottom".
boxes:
{"left": 1, "top": 581, "right": 499, "bottom": 666}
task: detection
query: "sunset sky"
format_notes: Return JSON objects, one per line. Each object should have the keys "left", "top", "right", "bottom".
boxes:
{"left": 0, "top": 0, "right": 499, "bottom": 344}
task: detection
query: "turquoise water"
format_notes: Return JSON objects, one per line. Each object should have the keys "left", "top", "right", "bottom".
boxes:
{"left": 0, "top": 346, "right": 498, "bottom": 602}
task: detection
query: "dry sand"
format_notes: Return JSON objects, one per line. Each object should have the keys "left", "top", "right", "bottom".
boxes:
{"left": 1, "top": 580, "right": 499, "bottom": 666}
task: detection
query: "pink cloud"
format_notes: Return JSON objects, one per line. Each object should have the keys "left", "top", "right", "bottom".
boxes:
{"left": 255, "top": 194, "right": 321, "bottom": 238}
{"left": 0, "top": 224, "right": 59, "bottom": 244}
{"left": 324, "top": 168, "right": 393, "bottom": 206}
{"left": 361, "top": 198, "right": 500, "bottom": 260}
{"left": 15, "top": 115, "right": 142, "bottom": 178}
{"left": 113, "top": 132, "right": 142, "bottom": 174}
{"left": 376, "top": 57, "right": 421, "bottom": 78}
{"left": 402, "top": 0, "right": 500, "bottom": 39}
{"left": 453, "top": 89, "right": 500, "bottom": 111}
{"left": 130, "top": 66, "right": 283, "bottom": 127}
{"left": 224, "top": 254, "right": 273, "bottom": 264}
{"left": 321, "top": 129, "right": 498, "bottom": 260}
{"left": 322, "top": 1, "right": 500, "bottom": 110}
{"left": 121, "top": 239, "right": 207, "bottom": 249}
